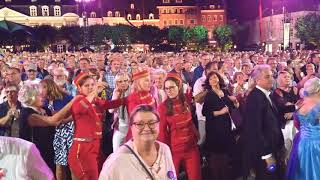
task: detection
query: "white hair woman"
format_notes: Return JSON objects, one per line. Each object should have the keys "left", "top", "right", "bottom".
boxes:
{"left": 110, "top": 72, "right": 131, "bottom": 151}
{"left": 99, "top": 105, "right": 177, "bottom": 180}
{"left": 18, "top": 83, "right": 74, "bottom": 173}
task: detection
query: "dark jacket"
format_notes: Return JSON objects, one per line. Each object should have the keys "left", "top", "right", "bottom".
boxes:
{"left": 242, "top": 88, "right": 284, "bottom": 175}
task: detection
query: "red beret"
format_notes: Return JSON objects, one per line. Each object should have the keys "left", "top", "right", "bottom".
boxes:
{"left": 74, "top": 72, "right": 90, "bottom": 87}
{"left": 132, "top": 70, "right": 150, "bottom": 81}
{"left": 166, "top": 72, "right": 183, "bottom": 87}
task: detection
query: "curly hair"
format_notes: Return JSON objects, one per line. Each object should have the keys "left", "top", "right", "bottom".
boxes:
{"left": 203, "top": 71, "right": 226, "bottom": 90}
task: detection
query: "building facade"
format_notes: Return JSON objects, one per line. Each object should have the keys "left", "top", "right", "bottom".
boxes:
{"left": 0, "top": 0, "right": 226, "bottom": 38}
{"left": 0, "top": 0, "right": 79, "bottom": 27}
{"left": 241, "top": 0, "right": 320, "bottom": 52}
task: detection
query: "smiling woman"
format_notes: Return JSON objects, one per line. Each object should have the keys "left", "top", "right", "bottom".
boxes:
{"left": 99, "top": 105, "right": 177, "bottom": 180}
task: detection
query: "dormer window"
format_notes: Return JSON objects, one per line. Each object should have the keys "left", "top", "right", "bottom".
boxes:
{"left": 107, "top": 11, "right": 112, "bottom": 17}
{"left": 54, "top": 6, "right": 61, "bottom": 16}
{"left": 210, "top": 5, "right": 215, "bottom": 9}
{"left": 90, "top": 12, "right": 96, "bottom": 18}
{"left": 29, "top": 6, "right": 37, "bottom": 16}
{"left": 176, "top": 0, "right": 182, "bottom": 3}
{"left": 127, "top": 14, "right": 132, "bottom": 20}
{"left": 149, "top": 13, "right": 154, "bottom": 19}
{"left": 163, "top": 0, "right": 170, "bottom": 3}
{"left": 136, "top": 14, "right": 141, "bottom": 20}
{"left": 130, "top": 4, "right": 135, "bottom": 9}
{"left": 31, "top": 0, "right": 37, "bottom": 2}
{"left": 5, "top": 0, "right": 11, "bottom": 2}
{"left": 42, "top": 5, "right": 49, "bottom": 16}
{"left": 55, "top": 0, "right": 61, "bottom": 2}
{"left": 115, "top": 11, "right": 120, "bottom": 17}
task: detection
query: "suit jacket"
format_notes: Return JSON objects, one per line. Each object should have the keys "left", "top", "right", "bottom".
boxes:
{"left": 242, "top": 88, "right": 284, "bottom": 170}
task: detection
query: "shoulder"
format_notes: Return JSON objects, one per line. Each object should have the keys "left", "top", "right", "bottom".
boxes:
{"left": 274, "top": 88, "right": 284, "bottom": 97}
{"left": 101, "top": 144, "right": 132, "bottom": 174}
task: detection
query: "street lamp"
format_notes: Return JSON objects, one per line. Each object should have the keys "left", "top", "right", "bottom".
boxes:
{"left": 75, "top": 0, "right": 94, "bottom": 47}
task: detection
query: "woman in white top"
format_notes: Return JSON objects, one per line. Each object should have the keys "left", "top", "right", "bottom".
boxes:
{"left": 99, "top": 105, "right": 177, "bottom": 180}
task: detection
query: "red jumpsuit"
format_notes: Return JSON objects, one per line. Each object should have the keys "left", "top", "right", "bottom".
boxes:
{"left": 68, "top": 96, "right": 125, "bottom": 180}
{"left": 158, "top": 98, "right": 201, "bottom": 180}
{"left": 125, "top": 91, "right": 156, "bottom": 140}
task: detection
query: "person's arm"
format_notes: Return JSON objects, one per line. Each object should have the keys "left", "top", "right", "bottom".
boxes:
{"left": 158, "top": 105, "right": 170, "bottom": 145}
{"left": 27, "top": 99, "right": 73, "bottom": 127}
{"left": 194, "top": 90, "right": 208, "bottom": 104}
{"left": 245, "top": 94, "right": 273, "bottom": 160}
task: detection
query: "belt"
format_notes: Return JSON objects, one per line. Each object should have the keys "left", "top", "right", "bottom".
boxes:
{"left": 73, "top": 138, "right": 94, "bottom": 142}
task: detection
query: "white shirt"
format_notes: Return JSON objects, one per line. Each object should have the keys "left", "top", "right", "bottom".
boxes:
{"left": 99, "top": 140, "right": 177, "bottom": 180}
{"left": 193, "top": 75, "right": 206, "bottom": 122}
{"left": 23, "top": 78, "right": 41, "bottom": 85}
{"left": 0, "top": 137, "right": 54, "bottom": 180}
{"left": 256, "top": 85, "right": 272, "bottom": 105}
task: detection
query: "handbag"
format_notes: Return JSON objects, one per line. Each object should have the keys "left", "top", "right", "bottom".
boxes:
{"left": 124, "top": 144, "right": 155, "bottom": 180}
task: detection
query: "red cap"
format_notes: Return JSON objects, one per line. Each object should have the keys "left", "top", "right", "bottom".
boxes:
{"left": 132, "top": 70, "right": 150, "bottom": 81}
{"left": 74, "top": 72, "right": 90, "bottom": 87}
{"left": 166, "top": 72, "right": 183, "bottom": 87}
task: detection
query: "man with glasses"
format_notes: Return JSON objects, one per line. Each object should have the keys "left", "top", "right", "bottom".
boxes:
{"left": 0, "top": 84, "right": 22, "bottom": 137}
{"left": 0, "top": 66, "right": 22, "bottom": 104}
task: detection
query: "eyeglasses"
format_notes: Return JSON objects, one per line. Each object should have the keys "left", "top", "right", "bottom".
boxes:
{"left": 132, "top": 120, "right": 160, "bottom": 130}
{"left": 164, "top": 85, "right": 177, "bottom": 91}
{"left": 117, "top": 80, "right": 129, "bottom": 83}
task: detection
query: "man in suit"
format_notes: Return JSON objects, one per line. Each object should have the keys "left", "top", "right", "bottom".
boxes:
{"left": 242, "top": 65, "right": 284, "bottom": 180}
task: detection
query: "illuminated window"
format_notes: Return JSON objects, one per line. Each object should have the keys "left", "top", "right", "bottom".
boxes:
{"left": 149, "top": 13, "right": 154, "bottom": 19}
{"left": 219, "top": 15, "right": 224, "bottom": 21}
{"left": 107, "top": 11, "right": 113, "bottom": 17}
{"left": 202, "top": 15, "right": 206, "bottom": 22}
{"left": 29, "top": 6, "right": 37, "bottom": 16}
{"left": 126, "top": 14, "right": 131, "bottom": 20}
{"left": 163, "top": 0, "right": 170, "bottom": 3}
{"left": 130, "top": 3, "right": 135, "bottom": 9}
{"left": 136, "top": 14, "right": 141, "bottom": 20}
{"left": 115, "top": 11, "right": 120, "bottom": 17}
{"left": 54, "top": 6, "right": 61, "bottom": 16}
{"left": 42, "top": 5, "right": 49, "bottom": 16}
{"left": 207, "top": 15, "right": 212, "bottom": 22}
{"left": 90, "top": 12, "right": 96, "bottom": 18}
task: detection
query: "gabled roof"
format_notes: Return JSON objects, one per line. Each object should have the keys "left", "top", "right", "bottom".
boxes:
{"left": 0, "top": 7, "right": 28, "bottom": 17}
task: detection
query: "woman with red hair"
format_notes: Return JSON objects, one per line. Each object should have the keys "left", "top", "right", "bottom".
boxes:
{"left": 67, "top": 72, "right": 126, "bottom": 180}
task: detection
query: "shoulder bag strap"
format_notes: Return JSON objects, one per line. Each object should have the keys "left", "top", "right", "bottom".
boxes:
{"left": 124, "top": 144, "right": 155, "bottom": 180}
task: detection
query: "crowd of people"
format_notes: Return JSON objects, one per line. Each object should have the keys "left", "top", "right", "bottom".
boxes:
{"left": 0, "top": 50, "right": 320, "bottom": 180}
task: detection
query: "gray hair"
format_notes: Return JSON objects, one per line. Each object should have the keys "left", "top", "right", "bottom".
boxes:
{"left": 53, "top": 67, "right": 69, "bottom": 77}
{"left": 302, "top": 77, "right": 320, "bottom": 97}
{"left": 18, "top": 84, "right": 39, "bottom": 106}
{"left": 251, "top": 64, "right": 271, "bottom": 81}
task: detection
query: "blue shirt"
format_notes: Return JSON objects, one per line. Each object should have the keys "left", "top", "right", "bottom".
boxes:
{"left": 192, "top": 65, "right": 204, "bottom": 85}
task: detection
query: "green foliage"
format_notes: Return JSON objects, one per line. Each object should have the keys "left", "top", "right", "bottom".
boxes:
{"left": 295, "top": 13, "right": 320, "bottom": 49}
{"left": 187, "top": 26, "right": 208, "bottom": 49}
{"left": 168, "top": 26, "right": 188, "bottom": 48}
{"left": 136, "top": 25, "right": 164, "bottom": 48}
{"left": 213, "top": 25, "right": 233, "bottom": 51}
